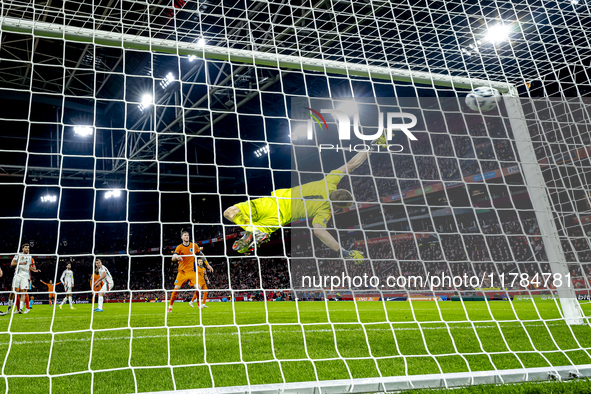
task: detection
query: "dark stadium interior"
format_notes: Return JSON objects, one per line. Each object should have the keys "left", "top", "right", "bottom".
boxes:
{"left": 0, "top": 0, "right": 591, "bottom": 302}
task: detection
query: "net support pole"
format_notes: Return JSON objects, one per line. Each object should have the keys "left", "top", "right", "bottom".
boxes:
{"left": 504, "top": 94, "right": 584, "bottom": 325}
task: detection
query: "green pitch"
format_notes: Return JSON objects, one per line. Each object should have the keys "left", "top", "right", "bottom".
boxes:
{"left": 0, "top": 300, "right": 590, "bottom": 394}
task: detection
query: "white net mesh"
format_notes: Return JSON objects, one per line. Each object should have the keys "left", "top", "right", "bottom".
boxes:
{"left": 0, "top": 0, "right": 590, "bottom": 393}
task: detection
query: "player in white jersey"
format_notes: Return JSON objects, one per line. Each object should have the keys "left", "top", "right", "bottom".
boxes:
{"left": 59, "top": 263, "right": 76, "bottom": 310}
{"left": 10, "top": 243, "right": 40, "bottom": 314}
{"left": 92, "top": 259, "right": 114, "bottom": 312}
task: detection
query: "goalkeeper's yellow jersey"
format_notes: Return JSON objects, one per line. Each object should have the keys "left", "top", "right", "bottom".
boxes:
{"left": 272, "top": 170, "right": 344, "bottom": 228}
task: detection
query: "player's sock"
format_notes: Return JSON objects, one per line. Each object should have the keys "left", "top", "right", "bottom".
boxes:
{"left": 202, "top": 291, "right": 208, "bottom": 305}
{"left": 60, "top": 296, "right": 66, "bottom": 306}
{"left": 98, "top": 296, "right": 104, "bottom": 310}
{"left": 191, "top": 292, "right": 198, "bottom": 303}
{"left": 19, "top": 297, "right": 24, "bottom": 312}
{"left": 170, "top": 291, "right": 178, "bottom": 306}
{"left": 68, "top": 295, "right": 73, "bottom": 306}
{"left": 25, "top": 295, "right": 30, "bottom": 310}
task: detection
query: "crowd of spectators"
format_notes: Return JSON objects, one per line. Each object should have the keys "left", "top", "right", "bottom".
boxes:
{"left": 1, "top": 117, "right": 590, "bottom": 301}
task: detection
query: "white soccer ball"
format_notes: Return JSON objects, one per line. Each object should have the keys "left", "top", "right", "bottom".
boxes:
{"left": 465, "top": 86, "right": 501, "bottom": 112}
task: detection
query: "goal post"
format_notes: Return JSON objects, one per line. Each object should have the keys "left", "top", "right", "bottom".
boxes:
{"left": 504, "top": 95, "right": 585, "bottom": 326}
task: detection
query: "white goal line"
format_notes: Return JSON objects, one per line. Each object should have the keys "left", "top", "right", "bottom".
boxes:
{"left": 139, "top": 364, "right": 591, "bottom": 394}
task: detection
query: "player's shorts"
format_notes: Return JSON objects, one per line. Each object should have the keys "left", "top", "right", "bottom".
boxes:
{"left": 175, "top": 270, "right": 197, "bottom": 287}
{"left": 234, "top": 196, "right": 284, "bottom": 234}
{"left": 13, "top": 275, "right": 29, "bottom": 291}
{"left": 64, "top": 284, "right": 73, "bottom": 293}
{"left": 99, "top": 281, "right": 113, "bottom": 293}
{"left": 198, "top": 282, "right": 208, "bottom": 291}
{"left": 49, "top": 293, "right": 55, "bottom": 299}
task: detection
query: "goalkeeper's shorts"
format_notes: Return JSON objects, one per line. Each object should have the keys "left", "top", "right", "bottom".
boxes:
{"left": 234, "top": 197, "right": 283, "bottom": 234}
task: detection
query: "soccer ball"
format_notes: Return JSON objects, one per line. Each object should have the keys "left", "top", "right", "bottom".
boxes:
{"left": 465, "top": 86, "right": 501, "bottom": 112}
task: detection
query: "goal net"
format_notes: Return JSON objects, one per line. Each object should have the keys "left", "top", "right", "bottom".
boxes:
{"left": 0, "top": 0, "right": 590, "bottom": 393}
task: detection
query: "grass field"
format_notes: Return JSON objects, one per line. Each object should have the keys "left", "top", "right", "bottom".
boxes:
{"left": 0, "top": 299, "right": 590, "bottom": 393}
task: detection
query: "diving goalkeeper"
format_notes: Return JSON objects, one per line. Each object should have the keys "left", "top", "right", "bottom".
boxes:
{"left": 224, "top": 135, "right": 387, "bottom": 262}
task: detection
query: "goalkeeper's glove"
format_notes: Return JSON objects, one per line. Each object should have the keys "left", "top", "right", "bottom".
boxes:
{"left": 342, "top": 248, "right": 365, "bottom": 263}
{"left": 372, "top": 132, "right": 387, "bottom": 148}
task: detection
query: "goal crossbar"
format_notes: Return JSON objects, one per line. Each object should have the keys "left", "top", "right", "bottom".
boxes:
{"left": 0, "top": 16, "right": 516, "bottom": 92}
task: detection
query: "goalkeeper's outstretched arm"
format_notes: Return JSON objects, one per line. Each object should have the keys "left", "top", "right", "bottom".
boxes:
{"left": 333, "top": 133, "right": 386, "bottom": 175}
{"left": 334, "top": 151, "right": 370, "bottom": 175}
{"left": 313, "top": 224, "right": 364, "bottom": 262}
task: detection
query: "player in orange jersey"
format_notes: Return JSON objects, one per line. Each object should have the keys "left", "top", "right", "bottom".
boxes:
{"left": 168, "top": 230, "right": 213, "bottom": 313}
{"left": 40, "top": 280, "right": 61, "bottom": 305}
{"left": 91, "top": 269, "right": 101, "bottom": 292}
{"left": 190, "top": 257, "right": 210, "bottom": 310}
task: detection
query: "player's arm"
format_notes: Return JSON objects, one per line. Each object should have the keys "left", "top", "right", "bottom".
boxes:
{"left": 10, "top": 256, "right": 17, "bottom": 267}
{"left": 172, "top": 253, "right": 183, "bottom": 262}
{"left": 40, "top": 280, "right": 48, "bottom": 285}
{"left": 312, "top": 223, "right": 341, "bottom": 252}
{"left": 93, "top": 272, "right": 106, "bottom": 287}
{"left": 312, "top": 223, "right": 364, "bottom": 262}
{"left": 30, "top": 263, "right": 40, "bottom": 273}
{"left": 205, "top": 273, "right": 210, "bottom": 285}
{"left": 56, "top": 282, "right": 61, "bottom": 286}
{"left": 334, "top": 151, "right": 370, "bottom": 174}
{"left": 198, "top": 249, "right": 213, "bottom": 272}
{"left": 171, "top": 244, "right": 183, "bottom": 262}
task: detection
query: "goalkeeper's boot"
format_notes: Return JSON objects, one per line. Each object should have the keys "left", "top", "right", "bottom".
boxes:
{"left": 232, "top": 232, "right": 254, "bottom": 253}
{"left": 249, "top": 231, "right": 270, "bottom": 252}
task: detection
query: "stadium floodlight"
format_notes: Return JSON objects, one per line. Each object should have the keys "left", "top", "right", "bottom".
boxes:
{"left": 484, "top": 24, "right": 511, "bottom": 44}
{"left": 40, "top": 195, "right": 57, "bottom": 203}
{"left": 138, "top": 93, "right": 153, "bottom": 111}
{"left": 105, "top": 189, "right": 122, "bottom": 199}
{"left": 290, "top": 122, "right": 308, "bottom": 141}
{"left": 254, "top": 145, "right": 269, "bottom": 157}
{"left": 159, "top": 72, "right": 175, "bottom": 89}
{"left": 336, "top": 100, "right": 359, "bottom": 114}
{"left": 196, "top": 37, "right": 205, "bottom": 47}
{"left": 73, "top": 126, "right": 93, "bottom": 136}
{"left": 188, "top": 55, "right": 197, "bottom": 62}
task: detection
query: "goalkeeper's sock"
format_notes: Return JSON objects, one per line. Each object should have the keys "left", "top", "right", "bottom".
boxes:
{"left": 170, "top": 291, "right": 178, "bottom": 306}
{"left": 98, "top": 296, "right": 104, "bottom": 310}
